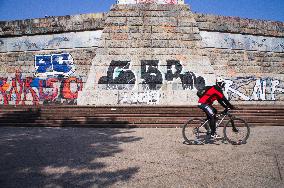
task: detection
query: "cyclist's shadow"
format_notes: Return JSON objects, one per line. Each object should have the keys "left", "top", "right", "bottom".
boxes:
{"left": 183, "top": 135, "right": 225, "bottom": 145}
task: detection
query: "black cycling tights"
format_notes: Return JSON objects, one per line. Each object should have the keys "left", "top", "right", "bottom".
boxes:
{"left": 198, "top": 104, "right": 217, "bottom": 135}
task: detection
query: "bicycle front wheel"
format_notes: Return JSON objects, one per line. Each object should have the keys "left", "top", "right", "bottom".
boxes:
{"left": 223, "top": 118, "right": 250, "bottom": 145}
{"left": 182, "top": 118, "right": 208, "bottom": 144}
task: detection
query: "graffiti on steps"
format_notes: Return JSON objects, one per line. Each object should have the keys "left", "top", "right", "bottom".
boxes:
{"left": 0, "top": 72, "right": 83, "bottom": 105}
{"left": 98, "top": 60, "right": 206, "bottom": 91}
{"left": 224, "top": 77, "right": 284, "bottom": 101}
{"left": 34, "top": 53, "right": 75, "bottom": 78}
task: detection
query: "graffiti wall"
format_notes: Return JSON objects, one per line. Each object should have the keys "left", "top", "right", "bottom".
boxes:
{"left": 88, "top": 59, "right": 208, "bottom": 105}
{"left": 224, "top": 77, "right": 284, "bottom": 101}
{"left": 0, "top": 26, "right": 102, "bottom": 105}
{"left": 97, "top": 60, "right": 205, "bottom": 91}
{"left": 0, "top": 53, "right": 83, "bottom": 105}
{"left": 0, "top": 3, "right": 283, "bottom": 106}
{"left": 200, "top": 30, "right": 284, "bottom": 103}
{"left": 0, "top": 72, "right": 83, "bottom": 105}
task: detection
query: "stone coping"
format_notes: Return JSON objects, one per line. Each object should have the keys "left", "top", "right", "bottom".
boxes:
{"left": 0, "top": 7, "right": 283, "bottom": 37}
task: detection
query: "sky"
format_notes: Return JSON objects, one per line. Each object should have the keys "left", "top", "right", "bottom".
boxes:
{"left": 0, "top": 0, "right": 283, "bottom": 22}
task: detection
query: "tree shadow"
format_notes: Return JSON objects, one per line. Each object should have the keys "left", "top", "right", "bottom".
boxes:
{"left": 0, "top": 108, "right": 41, "bottom": 126}
{"left": 60, "top": 116, "right": 136, "bottom": 128}
{"left": 0, "top": 126, "right": 142, "bottom": 187}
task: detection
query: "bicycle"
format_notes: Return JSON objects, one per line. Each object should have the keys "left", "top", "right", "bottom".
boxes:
{"left": 182, "top": 109, "right": 250, "bottom": 145}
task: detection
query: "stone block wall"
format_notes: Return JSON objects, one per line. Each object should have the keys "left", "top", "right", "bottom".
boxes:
{"left": 0, "top": 3, "right": 283, "bottom": 106}
{"left": 79, "top": 4, "right": 215, "bottom": 106}
{"left": 194, "top": 14, "right": 284, "bottom": 104}
{"left": 0, "top": 14, "right": 104, "bottom": 105}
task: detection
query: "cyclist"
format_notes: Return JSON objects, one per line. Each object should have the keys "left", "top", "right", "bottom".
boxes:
{"left": 198, "top": 77, "right": 235, "bottom": 138}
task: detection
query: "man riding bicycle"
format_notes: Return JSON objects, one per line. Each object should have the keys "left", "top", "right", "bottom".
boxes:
{"left": 198, "top": 77, "right": 235, "bottom": 138}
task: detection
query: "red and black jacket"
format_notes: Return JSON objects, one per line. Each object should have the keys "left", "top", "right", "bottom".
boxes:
{"left": 198, "top": 85, "right": 233, "bottom": 109}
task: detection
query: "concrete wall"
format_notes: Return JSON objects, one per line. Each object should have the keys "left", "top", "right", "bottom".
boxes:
{"left": 0, "top": 3, "right": 283, "bottom": 106}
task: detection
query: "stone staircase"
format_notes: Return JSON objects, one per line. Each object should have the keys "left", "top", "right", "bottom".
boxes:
{"left": 0, "top": 105, "right": 283, "bottom": 128}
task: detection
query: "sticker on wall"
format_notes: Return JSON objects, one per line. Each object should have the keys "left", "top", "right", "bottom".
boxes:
{"left": 34, "top": 53, "right": 75, "bottom": 78}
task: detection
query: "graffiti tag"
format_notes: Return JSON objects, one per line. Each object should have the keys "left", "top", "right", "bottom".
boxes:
{"left": 34, "top": 53, "right": 75, "bottom": 78}
{"left": 99, "top": 60, "right": 206, "bottom": 91}
{"left": 224, "top": 77, "right": 284, "bottom": 101}
{"left": 0, "top": 72, "right": 83, "bottom": 105}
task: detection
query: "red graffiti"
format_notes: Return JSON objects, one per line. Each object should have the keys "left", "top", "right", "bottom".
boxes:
{"left": 7, "top": 72, "right": 23, "bottom": 105}
{"left": 39, "top": 78, "right": 59, "bottom": 101}
{"left": 0, "top": 78, "right": 9, "bottom": 105}
{"left": 62, "top": 77, "right": 83, "bottom": 99}
{"left": 22, "top": 77, "right": 39, "bottom": 105}
{"left": 0, "top": 72, "right": 83, "bottom": 105}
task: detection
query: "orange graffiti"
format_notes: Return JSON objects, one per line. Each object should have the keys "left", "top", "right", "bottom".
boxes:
{"left": 62, "top": 77, "right": 83, "bottom": 99}
{"left": 1, "top": 83, "right": 10, "bottom": 91}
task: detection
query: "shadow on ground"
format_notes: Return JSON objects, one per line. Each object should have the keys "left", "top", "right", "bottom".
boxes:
{"left": 0, "top": 127, "right": 142, "bottom": 187}
{"left": 0, "top": 108, "right": 41, "bottom": 125}
{"left": 0, "top": 108, "right": 135, "bottom": 128}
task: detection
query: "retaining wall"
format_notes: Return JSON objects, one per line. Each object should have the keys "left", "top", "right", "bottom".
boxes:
{"left": 0, "top": 3, "right": 283, "bottom": 106}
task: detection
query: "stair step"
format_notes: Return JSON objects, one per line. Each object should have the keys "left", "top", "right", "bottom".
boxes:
{"left": 0, "top": 105, "right": 284, "bottom": 127}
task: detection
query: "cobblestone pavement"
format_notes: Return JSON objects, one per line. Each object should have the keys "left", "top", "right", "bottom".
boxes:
{"left": 0, "top": 126, "right": 283, "bottom": 188}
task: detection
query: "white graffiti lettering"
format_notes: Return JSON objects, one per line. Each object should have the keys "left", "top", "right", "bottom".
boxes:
{"left": 119, "top": 91, "right": 160, "bottom": 104}
{"left": 224, "top": 80, "right": 250, "bottom": 100}
{"left": 224, "top": 78, "right": 284, "bottom": 101}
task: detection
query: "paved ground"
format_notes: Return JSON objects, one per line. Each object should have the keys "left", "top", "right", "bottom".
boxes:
{"left": 0, "top": 126, "right": 283, "bottom": 188}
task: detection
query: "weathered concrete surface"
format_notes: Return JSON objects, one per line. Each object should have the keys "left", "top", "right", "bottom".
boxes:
{"left": 0, "top": 126, "right": 283, "bottom": 188}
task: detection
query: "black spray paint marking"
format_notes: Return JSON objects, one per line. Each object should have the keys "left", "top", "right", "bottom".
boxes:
{"left": 98, "top": 60, "right": 136, "bottom": 90}
{"left": 165, "top": 60, "right": 205, "bottom": 90}
{"left": 99, "top": 60, "right": 206, "bottom": 91}
{"left": 141, "top": 60, "right": 163, "bottom": 90}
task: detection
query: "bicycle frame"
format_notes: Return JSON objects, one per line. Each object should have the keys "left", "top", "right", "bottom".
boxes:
{"left": 201, "top": 112, "right": 231, "bottom": 130}
{"left": 192, "top": 113, "right": 231, "bottom": 143}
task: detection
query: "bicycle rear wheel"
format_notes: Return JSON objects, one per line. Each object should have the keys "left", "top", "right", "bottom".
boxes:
{"left": 182, "top": 118, "right": 209, "bottom": 144}
{"left": 223, "top": 118, "right": 250, "bottom": 145}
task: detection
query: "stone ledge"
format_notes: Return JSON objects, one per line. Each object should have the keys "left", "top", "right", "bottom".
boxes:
{"left": 1, "top": 8, "right": 283, "bottom": 38}
{"left": 194, "top": 13, "right": 284, "bottom": 37}
{"left": 0, "top": 13, "right": 106, "bottom": 37}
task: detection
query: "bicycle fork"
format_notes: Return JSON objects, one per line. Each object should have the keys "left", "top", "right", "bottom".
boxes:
{"left": 228, "top": 115, "right": 239, "bottom": 133}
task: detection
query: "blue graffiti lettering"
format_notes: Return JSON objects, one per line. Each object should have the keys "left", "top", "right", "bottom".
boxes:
{"left": 34, "top": 53, "right": 75, "bottom": 78}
